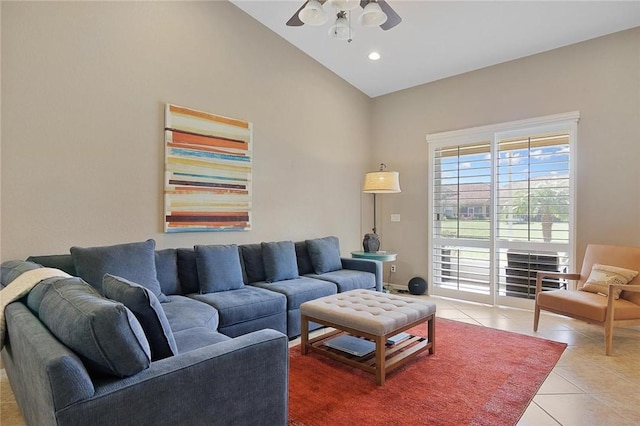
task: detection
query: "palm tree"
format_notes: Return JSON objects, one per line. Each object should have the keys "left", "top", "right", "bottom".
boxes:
{"left": 510, "top": 184, "right": 569, "bottom": 242}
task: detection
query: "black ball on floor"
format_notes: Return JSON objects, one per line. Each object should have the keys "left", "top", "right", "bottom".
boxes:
{"left": 408, "top": 277, "right": 427, "bottom": 295}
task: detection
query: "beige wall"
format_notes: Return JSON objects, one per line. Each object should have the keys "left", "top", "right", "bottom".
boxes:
{"left": 0, "top": 1, "right": 371, "bottom": 260}
{"left": 2, "top": 2, "right": 638, "bottom": 287}
{"left": 371, "top": 27, "right": 640, "bottom": 287}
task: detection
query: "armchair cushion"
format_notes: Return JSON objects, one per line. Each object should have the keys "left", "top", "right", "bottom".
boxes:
{"left": 538, "top": 289, "right": 640, "bottom": 322}
{"left": 580, "top": 264, "right": 638, "bottom": 299}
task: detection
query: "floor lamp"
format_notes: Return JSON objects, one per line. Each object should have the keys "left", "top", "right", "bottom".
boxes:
{"left": 362, "top": 163, "right": 401, "bottom": 252}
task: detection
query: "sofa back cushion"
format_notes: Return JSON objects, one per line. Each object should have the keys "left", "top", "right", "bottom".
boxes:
{"left": 177, "top": 249, "right": 199, "bottom": 294}
{"left": 103, "top": 274, "right": 178, "bottom": 360}
{"left": 39, "top": 278, "right": 151, "bottom": 377}
{"left": 262, "top": 241, "right": 299, "bottom": 282}
{"left": 306, "top": 236, "right": 342, "bottom": 274}
{"left": 1, "top": 260, "right": 43, "bottom": 286}
{"left": 71, "top": 239, "right": 168, "bottom": 302}
{"left": 240, "top": 244, "right": 266, "bottom": 283}
{"left": 26, "top": 254, "right": 77, "bottom": 276}
{"left": 155, "top": 249, "right": 182, "bottom": 295}
{"left": 195, "top": 245, "right": 245, "bottom": 293}
{"left": 294, "top": 242, "right": 314, "bottom": 276}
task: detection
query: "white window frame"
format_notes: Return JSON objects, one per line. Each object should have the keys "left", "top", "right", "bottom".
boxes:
{"left": 427, "top": 112, "right": 579, "bottom": 308}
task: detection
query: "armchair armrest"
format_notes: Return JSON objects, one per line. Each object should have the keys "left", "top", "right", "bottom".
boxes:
{"left": 341, "top": 257, "right": 383, "bottom": 292}
{"left": 535, "top": 271, "right": 581, "bottom": 294}
{"left": 57, "top": 329, "right": 289, "bottom": 426}
{"left": 605, "top": 284, "right": 640, "bottom": 322}
{"left": 610, "top": 284, "right": 640, "bottom": 293}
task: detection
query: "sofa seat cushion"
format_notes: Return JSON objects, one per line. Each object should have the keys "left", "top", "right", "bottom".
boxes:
{"left": 70, "top": 239, "right": 168, "bottom": 302}
{"left": 188, "top": 286, "right": 286, "bottom": 328}
{"left": 307, "top": 270, "right": 376, "bottom": 293}
{"left": 537, "top": 289, "right": 640, "bottom": 322}
{"left": 161, "top": 295, "right": 219, "bottom": 332}
{"left": 39, "top": 277, "right": 151, "bottom": 377}
{"left": 251, "top": 277, "right": 336, "bottom": 310}
{"left": 103, "top": 274, "right": 178, "bottom": 361}
{"left": 172, "top": 327, "right": 231, "bottom": 353}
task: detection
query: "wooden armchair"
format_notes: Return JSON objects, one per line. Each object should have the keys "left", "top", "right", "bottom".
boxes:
{"left": 534, "top": 244, "right": 640, "bottom": 355}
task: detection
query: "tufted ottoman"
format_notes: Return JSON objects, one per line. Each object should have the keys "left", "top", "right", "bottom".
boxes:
{"left": 300, "top": 289, "right": 436, "bottom": 385}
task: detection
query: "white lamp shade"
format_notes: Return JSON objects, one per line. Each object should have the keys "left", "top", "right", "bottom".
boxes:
{"left": 299, "top": 0, "right": 328, "bottom": 25}
{"left": 362, "top": 171, "right": 401, "bottom": 193}
{"left": 358, "top": 1, "right": 387, "bottom": 27}
{"left": 328, "top": 0, "right": 360, "bottom": 11}
{"left": 328, "top": 16, "right": 352, "bottom": 40}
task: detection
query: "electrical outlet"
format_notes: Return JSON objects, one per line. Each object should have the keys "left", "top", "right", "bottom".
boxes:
{"left": 390, "top": 264, "right": 396, "bottom": 273}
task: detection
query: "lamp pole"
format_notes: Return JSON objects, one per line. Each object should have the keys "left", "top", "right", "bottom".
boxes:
{"left": 372, "top": 193, "right": 377, "bottom": 234}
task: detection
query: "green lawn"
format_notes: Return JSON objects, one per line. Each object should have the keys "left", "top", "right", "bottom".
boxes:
{"left": 438, "top": 219, "right": 569, "bottom": 242}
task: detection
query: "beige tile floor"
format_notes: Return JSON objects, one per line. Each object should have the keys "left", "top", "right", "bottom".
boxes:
{"left": 2, "top": 295, "right": 639, "bottom": 425}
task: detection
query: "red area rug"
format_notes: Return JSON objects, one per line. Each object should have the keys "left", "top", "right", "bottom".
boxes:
{"left": 288, "top": 318, "right": 566, "bottom": 426}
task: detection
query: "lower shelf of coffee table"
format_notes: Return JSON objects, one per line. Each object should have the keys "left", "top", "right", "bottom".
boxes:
{"left": 306, "top": 329, "right": 430, "bottom": 374}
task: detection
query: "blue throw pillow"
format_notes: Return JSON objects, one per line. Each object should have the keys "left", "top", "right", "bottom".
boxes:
{"left": 305, "top": 236, "right": 343, "bottom": 274}
{"left": 262, "top": 241, "right": 299, "bottom": 282}
{"left": 103, "top": 274, "right": 178, "bottom": 360}
{"left": 71, "top": 239, "right": 168, "bottom": 302}
{"left": 39, "top": 278, "right": 151, "bottom": 377}
{"left": 195, "top": 245, "right": 245, "bottom": 293}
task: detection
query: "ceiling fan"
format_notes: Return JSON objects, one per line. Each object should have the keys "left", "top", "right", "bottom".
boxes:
{"left": 286, "top": 0, "right": 401, "bottom": 31}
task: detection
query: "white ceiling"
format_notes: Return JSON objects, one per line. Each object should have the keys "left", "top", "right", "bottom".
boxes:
{"left": 230, "top": 1, "right": 640, "bottom": 98}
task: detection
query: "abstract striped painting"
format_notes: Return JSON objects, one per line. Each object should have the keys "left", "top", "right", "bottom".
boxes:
{"left": 164, "top": 104, "right": 252, "bottom": 232}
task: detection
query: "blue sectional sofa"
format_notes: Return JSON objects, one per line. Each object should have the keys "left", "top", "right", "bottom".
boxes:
{"left": 0, "top": 236, "right": 381, "bottom": 426}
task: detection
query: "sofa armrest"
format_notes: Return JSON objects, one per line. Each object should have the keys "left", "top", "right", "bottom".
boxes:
{"left": 56, "top": 328, "right": 289, "bottom": 426}
{"left": 2, "top": 303, "right": 96, "bottom": 426}
{"left": 341, "top": 257, "right": 383, "bottom": 292}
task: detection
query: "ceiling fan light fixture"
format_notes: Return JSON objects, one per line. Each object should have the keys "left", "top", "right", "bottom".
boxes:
{"left": 358, "top": 1, "right": 387, "bottom": 27}
{"left": 328, "top": 15, "right": 352, "bottom": 40}
{"left": 328, "top": 0, "right": 360, "bottom": 11}
{"left": 299, "top": 0, "right": 328, "bottom": 26}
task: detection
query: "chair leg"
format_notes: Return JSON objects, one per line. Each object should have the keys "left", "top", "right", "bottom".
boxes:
{"left": 604, "top": 320, "right": 614, "bottom": 356}
{"left": 533, "top": 305, "right": 540, "bottom": 332}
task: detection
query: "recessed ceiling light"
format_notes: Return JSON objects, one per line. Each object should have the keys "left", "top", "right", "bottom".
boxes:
{"left": 368, "top": 51, "right": 381, "bottom": 61}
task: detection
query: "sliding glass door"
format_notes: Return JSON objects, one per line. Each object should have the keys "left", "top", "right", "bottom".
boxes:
{"left": 427, "top": 113, "right": 578, "bottom": 308}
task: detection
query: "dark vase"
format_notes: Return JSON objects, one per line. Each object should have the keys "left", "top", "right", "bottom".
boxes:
{"left": 363, "top": 233, "right": 380, "bottom": 253}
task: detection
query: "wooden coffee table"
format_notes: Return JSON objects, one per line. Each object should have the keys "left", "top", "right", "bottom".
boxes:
{"left": 300, "top": 289, "right": 436, "bottom": 386}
